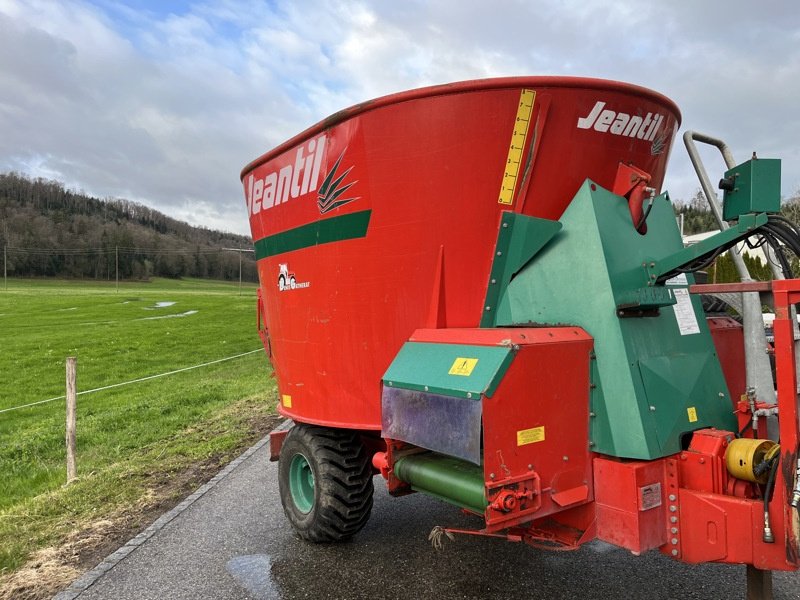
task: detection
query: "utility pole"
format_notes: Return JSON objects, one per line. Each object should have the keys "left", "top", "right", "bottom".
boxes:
{"left": 115, "top": 246, "right": 119, "bottom": 292}
{"left": 223, "top": 248, "right": 255, "bottom": 295}
{"left": 3, "top": 245, "right": 6, "bottom": 291}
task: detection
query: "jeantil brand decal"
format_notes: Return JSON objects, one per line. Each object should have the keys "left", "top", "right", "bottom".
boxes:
{"left": 577, "top": 101, "right": 666, "bottom": 142}
{"left": 246, "top": 135, "right": 327, "bottom": 216}
{"left": 246, "top": 136, "right": 361, "bottom": 216}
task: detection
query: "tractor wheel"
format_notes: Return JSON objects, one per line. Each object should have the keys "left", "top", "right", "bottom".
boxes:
{"left": 278, "top": 423, "right": 374, "bottom": 542}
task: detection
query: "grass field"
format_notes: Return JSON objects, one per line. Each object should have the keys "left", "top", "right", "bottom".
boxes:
{"left": 0, "top": 278, "right": 276, "bottom": 594}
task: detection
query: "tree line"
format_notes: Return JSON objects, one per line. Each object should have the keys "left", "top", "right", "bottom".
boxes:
{"left": 3, "top": 171, "right": 798, "bottom": 285}
{"left": 0, "top": 172, "right": 257, "bottom": 282}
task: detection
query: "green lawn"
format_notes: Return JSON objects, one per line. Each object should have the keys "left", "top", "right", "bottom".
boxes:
{"left": 0, "top": 278, "right": 276, "bottom": 578}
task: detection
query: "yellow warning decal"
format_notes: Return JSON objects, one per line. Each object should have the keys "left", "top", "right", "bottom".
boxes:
{"left": 448, "top": 357, "right": 478, "bottom": 376}
{"left": 687, "top": 407, "right": 698, "bottom": 423}
{"left": 517, "top": 426, "right": 545, "bottom": 446}
{"left": 282, "top": 394, "right": 292, "bottom": 408}
{"left": 498, "top": 89, "right": 536, "bottom": 206}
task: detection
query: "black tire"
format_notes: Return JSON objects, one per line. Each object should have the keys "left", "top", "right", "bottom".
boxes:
{"left": 701, "top": 294, "right": 734, "bottom": 316}
{"left": 278, "top": 424, "right": 374, "bottom": 542}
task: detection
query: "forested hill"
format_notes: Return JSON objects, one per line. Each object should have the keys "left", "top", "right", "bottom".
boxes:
{"left": 0, "top": 172, "right": 256, "bottom": 281}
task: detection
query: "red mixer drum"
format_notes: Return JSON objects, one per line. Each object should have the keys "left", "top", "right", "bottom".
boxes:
{"left": 241, "top": 76, "right": 681, "bottom": 429}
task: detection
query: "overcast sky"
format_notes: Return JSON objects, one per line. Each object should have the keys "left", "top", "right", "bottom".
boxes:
{"left": 1, "top": 0, "right": 798, "bottom": 236}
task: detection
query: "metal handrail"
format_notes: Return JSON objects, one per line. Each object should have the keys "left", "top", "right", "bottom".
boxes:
{"left": 683, "top": 131, "right": 777, "bottom": 405}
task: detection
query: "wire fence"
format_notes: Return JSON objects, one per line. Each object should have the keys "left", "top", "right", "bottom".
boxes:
{"left": 0, "top": 349, "right": 262, "bottom": 415}
{"left": 2, "top": 244, "right": 258, "bottom": 289}
{"left": 6, "top": 246, "right": 246, "bottom": 256}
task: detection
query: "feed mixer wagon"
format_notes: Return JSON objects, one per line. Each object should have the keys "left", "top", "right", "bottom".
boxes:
{"left": 241, "top": 77, "right": 800, "bottom": 597}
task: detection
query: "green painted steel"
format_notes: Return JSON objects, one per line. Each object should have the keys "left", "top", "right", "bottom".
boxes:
{"left": 616, "top": 285, "right": 676, "bottom": 310}
{"left": 481, "top": 212, "right": 562, "bottom": 327}
{"left": 253, "top": 209, "right": 372, "bottom": 259}
{"left": 492, "top": 180, "right": 737, "bottom": 460}
{"left": 722, "top": 158, "right": 781, "bottom": 221}
{"left": 648, "top": 213, "right": 767, "bottom": 281}
{"left": 382, "top": 342, "right": 514, "bottom": 399}
{"left": 393, "top": 452, "right": 487, "bottom": 514}
{"left": 288, "top": 453, "right": 315, "bottom": 513}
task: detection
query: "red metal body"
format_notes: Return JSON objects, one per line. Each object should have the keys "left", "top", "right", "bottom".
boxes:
{"left": 707, "top": 316, "right": 746, "bottom": 408}
{"left": 410, "top": 327, "right": 594, "bottom": 532}
{"left": 242, "top": 77, "right": 680, "bottom": 429}
{"left": 242, "top": 78, "right": 799, "bottom": 574}
{"left": 385, "top": 288, "right": 800, "bottom": 571}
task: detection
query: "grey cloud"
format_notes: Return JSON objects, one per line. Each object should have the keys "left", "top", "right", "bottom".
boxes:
{"left": 1, "top": 0, "right": 798, "bottom": 237}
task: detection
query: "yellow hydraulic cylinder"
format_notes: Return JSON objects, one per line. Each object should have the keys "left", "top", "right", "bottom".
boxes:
{"left": 725, "top": 439, "right": 778, "bottom": 483}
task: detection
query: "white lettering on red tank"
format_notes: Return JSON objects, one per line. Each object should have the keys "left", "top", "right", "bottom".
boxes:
{"left": 576, "top": 101, "right": 665, "bottom": 142}
{"left": 246, "top": 135, "right": 327, "bottom": 216}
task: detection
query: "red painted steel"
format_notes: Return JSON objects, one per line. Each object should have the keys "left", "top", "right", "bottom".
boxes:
{"left": 476, "top": 327, "right": 594, "bottom": 532}
{"left": 770, "top": 280, "right": 800, "bottom": 569}
{"left": 633, "top": 280, "right": 800, "bottom": 571}
{"left": 242, "top": 77, "right": 680, "bottom": 429}
{"left": 410, "top": 327, "right": 591, "bottom": 346}
{"left": 268, "top": 429, "right": 288, "bottom": 462}
{"left": 707, "top": 317, "right": 746, "bottom": 409}
{"left": 690, "top": 282, "right": 773, "bottom": 294}
{"left": 594, "top": 457, "right": 668, "bottom": 554}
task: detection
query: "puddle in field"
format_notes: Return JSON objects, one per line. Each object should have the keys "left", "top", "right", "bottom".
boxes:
{"left": 226, "top": 554, "right": 278, "bottom": 599}
{"left": 138, "top": 310, "right": 199, "bottom": 321}
{"left": 144, "top": 301, "right": 176, "bottom": 310}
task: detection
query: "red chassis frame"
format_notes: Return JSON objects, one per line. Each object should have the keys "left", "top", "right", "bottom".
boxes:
{"left": 590, "top": 281, "right": 799, "bottom": 570}
{"left": 653, "top": 280, "right": 800, "bottom": 570}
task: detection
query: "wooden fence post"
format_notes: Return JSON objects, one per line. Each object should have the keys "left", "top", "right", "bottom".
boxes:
{"left": 66, "top": 357, "right": 77, "bottom": 483}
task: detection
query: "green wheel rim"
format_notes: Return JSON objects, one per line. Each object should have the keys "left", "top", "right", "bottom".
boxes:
{"left": 289, "top": 453, "right": 315, "bottom": 513}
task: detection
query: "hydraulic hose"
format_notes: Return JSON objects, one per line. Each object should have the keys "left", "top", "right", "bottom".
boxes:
{"left": 660, "top": 214, "right": 800, "bottom": 282}
{"left": 763, "top": 455, "right": 779, "bottom": 543}
{"left": 755, "top": 444, "right": 781, "bottom": 543}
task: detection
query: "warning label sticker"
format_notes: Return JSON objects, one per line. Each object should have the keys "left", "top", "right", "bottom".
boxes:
{"left": 517, "top": 426, "right": 545, "bottom": 446}
{"left": 687, "top": 406, "right": 698, "bottom": 423}
{"left": 667, "top": 273, "right": 700, "bottom": 336}
{"left": 449, "top": 357, "right": 478, "bottom": 377}
{"left": 282, "top": 394, "right": 292, "bottom": 408}
{"left": 639, "top": 482, "right": 662, "bottom": 511}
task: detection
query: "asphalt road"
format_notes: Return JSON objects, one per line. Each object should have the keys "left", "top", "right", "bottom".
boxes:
{"left": 57, "top": 435, "right": 800, "bottom": 600}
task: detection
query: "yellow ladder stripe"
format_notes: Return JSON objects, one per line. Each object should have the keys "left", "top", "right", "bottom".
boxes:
{"left": 498, "top": 89, "right": 536, "bottom": 206}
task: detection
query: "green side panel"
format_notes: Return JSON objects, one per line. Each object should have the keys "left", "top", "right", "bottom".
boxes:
{"left": 253, "top": 209, "right": 371, "bottom": 259}
{"left": 722, "top": 158, "right": 781, "bottom": 221}
{"left": 383, "top": 342, "right": 514, "bottom": 399}
{"left": 481, "top": 212, "right": 562, "bottom": 327}
{"left": 637, "top": 353, "right": 730, "bottom": 450}
{"left": 493, "top": 180, "right": 737, "bottom": 460}
{"left": 394, "top": 452, "right": 487, "bottom": 514}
